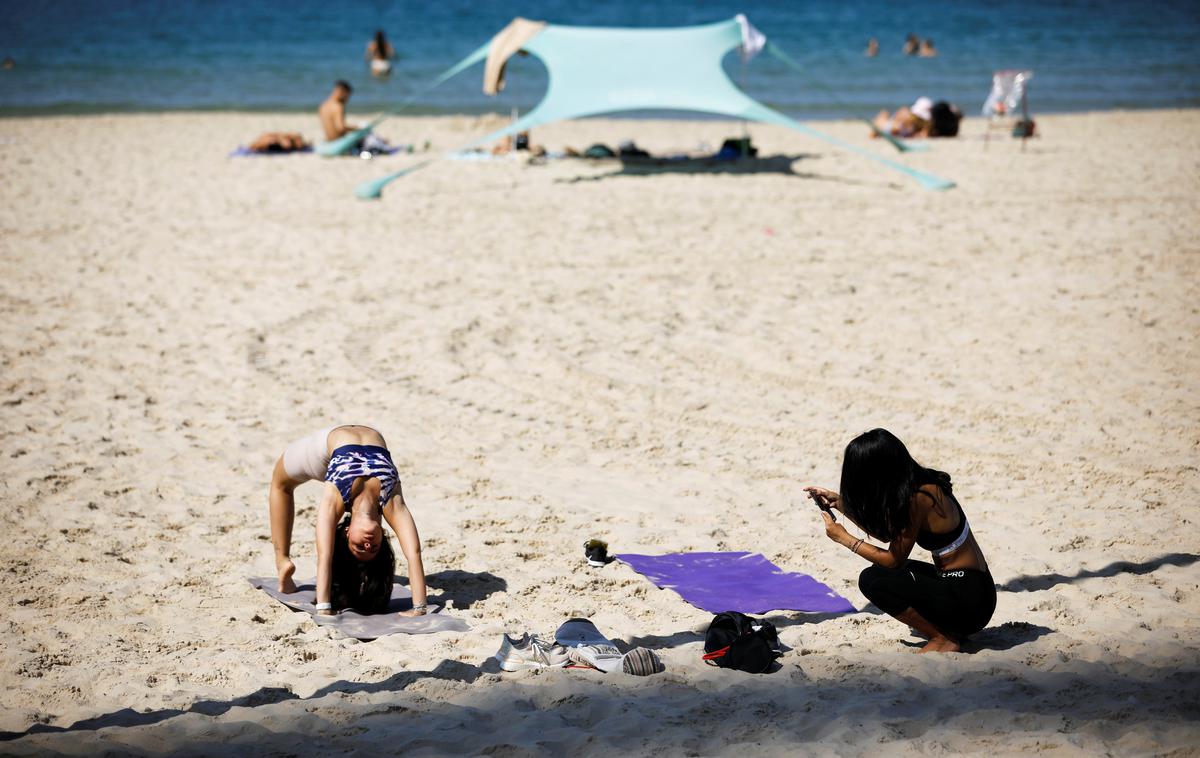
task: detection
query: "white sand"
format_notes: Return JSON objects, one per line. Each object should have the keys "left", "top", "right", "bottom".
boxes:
{"left": 0, "top": 110, "right": 1197, "bottom": 755}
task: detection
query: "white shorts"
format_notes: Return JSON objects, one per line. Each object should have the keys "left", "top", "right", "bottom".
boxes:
{"left": 281, "top": 425, "right": 386, "bottom": 483}
{"left": 281, "top": 427, "right": 335, "bottom": 483}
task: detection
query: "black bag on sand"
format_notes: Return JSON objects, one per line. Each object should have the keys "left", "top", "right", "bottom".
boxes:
{"left": 702, "top": 611, "right": 782, "bottom": 674}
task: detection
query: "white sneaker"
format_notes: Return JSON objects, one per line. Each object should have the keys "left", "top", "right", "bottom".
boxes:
{"left": 494, "top": 633, "right": 571, "bottom": 672}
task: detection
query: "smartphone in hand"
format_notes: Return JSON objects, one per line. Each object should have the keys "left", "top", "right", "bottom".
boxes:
{"left": 809, "top": 490, "right": 834, "bottom": 518}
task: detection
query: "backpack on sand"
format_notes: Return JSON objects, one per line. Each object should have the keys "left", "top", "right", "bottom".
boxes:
{"left": 702, "top": 611, "right": 782, "bottom": 674}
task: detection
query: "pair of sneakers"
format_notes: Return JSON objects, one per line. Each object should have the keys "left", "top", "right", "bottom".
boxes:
{"left": 494, "top": 633, "right": 571, "bottom": 672}
{"left": 493, "top": 632, "right": 662, "bottom": 675}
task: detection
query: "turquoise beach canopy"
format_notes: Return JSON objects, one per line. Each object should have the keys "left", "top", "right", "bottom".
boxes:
{"left": 352, "top": 16, "right": 954, "bottom": 198}
{"left": 468, "top": 18, "right": 778, "bottom": 138}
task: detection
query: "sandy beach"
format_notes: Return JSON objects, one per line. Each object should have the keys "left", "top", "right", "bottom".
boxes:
{"left": 0, "top": 109, "right": 1198, "bottom": 755}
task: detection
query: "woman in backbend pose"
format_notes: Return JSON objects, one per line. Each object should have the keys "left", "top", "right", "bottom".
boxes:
{"left": 806, "top": 429, "right": 995, "bottom": 653}
{"left": 268, "top": 424, "right": 428, "bottom": 616}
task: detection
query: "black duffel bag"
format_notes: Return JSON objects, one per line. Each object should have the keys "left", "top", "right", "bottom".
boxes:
{"left": 701, "top": 611, "right": 782, "bottom": 674}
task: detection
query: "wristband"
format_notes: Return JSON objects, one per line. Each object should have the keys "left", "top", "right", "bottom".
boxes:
{"left": 411, "top": 603, "right": 427, "bottom": 612}
{"left": 315, "top": 601, "right": 332, "bottom": 611}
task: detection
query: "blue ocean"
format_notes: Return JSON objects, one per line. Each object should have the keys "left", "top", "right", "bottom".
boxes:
{"left": 1, "top": 0, "right": 1197, "bottom": 119}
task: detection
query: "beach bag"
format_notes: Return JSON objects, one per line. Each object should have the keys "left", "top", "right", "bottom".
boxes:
{"left": 702, "top": 611, "right": 782, "bottom": 673}
{"left": 718, "top": 137, "right": 758, "bottom": 158}
{"left": 929, "top": 101, "right": 961, "bottom": 137}
{"left": 583, "top": 143, "right": 616, "bottom": 158}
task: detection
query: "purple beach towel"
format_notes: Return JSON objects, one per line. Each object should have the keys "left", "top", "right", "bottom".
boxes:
{"left": 616, "top": 551, "right": 855, "bottom": 615}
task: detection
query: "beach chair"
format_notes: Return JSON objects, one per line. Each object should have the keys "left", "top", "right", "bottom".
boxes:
{"left": 982, "top": 70, "right": 1034, "bottom": 149}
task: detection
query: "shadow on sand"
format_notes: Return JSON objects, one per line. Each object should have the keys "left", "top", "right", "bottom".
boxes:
{"left": 423, "top": 569, "right": 507, "bottom": 610}
{"left": 997, "top": 552, "right": 1198, "bottom": 593}
{"left": 6, "top": 652, "right": 1197, "bottom": 753}
{"left": 552, "top": 153, "right": 880, "bottom": 188}
{"left": 622, "top": 608, "right": 853, "bottom": 654}
{"left": 0, "top": 659, "right": 484, "bottom": 742}
{"left": 7, "top": 556, "right": 1195, "bottom": 748}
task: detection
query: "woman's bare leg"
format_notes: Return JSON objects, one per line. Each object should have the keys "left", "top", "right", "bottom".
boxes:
{"left": 269, "top": 456, "right": 298, "bottom": 593}
{"left": 871, "top": 110, "right": 891, "bottom": 138}
{"left": 895, "top": 607, "right": 961, "bottom": 653}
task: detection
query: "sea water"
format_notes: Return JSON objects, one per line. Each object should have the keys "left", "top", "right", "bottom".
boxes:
{"left": 1, "top": 0, "right": 1197, "bottom": 119}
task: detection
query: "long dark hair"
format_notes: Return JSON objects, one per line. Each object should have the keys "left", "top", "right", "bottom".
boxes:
{"left": 929, "top": 101, "right": 961, "bottom": 137}
{"left": 331, "top": 517, "right": 395, "bottom": 613}
{"left": 373, "top": 29, "right": 388, "bottom": 57}
{"left": 838, "top": 429, "right": 952, "bottom": 542}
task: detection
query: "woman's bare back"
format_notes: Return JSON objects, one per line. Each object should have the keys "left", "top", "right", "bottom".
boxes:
{"left": 327, "top": 424, "right": 386, "bottom": 452}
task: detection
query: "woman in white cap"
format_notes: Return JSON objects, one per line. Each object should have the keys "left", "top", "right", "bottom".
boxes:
{"left": 871, "top": 97, "right": 934, "bottom": 139}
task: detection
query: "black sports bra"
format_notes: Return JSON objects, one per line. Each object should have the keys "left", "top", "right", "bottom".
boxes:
{"left": 915, "top": 491, "right": 970, "bottom": 557}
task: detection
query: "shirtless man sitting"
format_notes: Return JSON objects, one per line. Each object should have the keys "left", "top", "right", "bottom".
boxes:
{"left": 318, "top": 80, "right": 359, "bottom": 141}
{"left": 318, "top": 80, "right": 391, "bottom": 154}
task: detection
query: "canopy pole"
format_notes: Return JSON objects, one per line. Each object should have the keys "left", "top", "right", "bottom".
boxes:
{"left": 739, "top": 58, "right": 750, "bottom": 145}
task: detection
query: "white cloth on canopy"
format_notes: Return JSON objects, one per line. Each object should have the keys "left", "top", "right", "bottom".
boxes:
{"left": 735, "top": 13, "right": 766, "bottom": 63}
{"left": 483, "top": 17, "right": 547, "bottom": 95}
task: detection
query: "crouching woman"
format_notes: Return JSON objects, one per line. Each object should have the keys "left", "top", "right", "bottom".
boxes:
{"left": 806, "top": 429, "right": 995, "bottom": 652}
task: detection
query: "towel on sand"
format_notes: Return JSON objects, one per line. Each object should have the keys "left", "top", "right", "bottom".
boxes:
{"left": 247, "top": 576, "right": 470, "bottom": 638}
{"left": 616, "top": 551, "right": 855, "bottom": 615}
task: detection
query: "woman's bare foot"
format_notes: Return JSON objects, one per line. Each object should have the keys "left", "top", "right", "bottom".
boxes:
{"left": 917, "top": 636, "right": 961, "bottom": 654}
{"left": 276, "top": 557, "right": 297, "bottom": 593}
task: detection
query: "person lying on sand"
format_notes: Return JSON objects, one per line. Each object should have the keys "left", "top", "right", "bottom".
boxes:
{"left": 491, "top": 131, "right": 545, "bottom": 157}
{"left": 805, "top": 429, "right": 995, "bottom": 653}
{"left": 248, "top": 132, "right": 310, "bottom": 154}
{"left": 269, "top": 424, "right": 428, "bottom": 617}
{"left": 872, "top": 97, "right": 933, "bottom": 139}
{"left": 870, "top": 97, "right": 961, "bottom": 139}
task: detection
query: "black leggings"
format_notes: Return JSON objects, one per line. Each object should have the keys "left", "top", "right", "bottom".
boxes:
{"left": 859, "top": 560, "right": 996, "bottom": 638}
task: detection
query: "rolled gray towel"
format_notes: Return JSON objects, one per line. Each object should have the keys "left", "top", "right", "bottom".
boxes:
{"left": 621, "top": 647, "right": 664, "bottom": 676}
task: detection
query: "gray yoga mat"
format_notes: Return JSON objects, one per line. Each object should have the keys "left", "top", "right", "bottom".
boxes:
{"left": 247, "top": 576, "right": 470, "bottom": 638}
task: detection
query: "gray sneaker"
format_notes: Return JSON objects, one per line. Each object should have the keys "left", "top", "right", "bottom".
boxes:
{"left": 494, "top": 633, "right": 571, "bottom": 672}
{"left": 565, "top": 643, "right": 624, "bottom": 673}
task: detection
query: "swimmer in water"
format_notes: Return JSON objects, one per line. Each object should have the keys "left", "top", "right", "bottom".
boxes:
{"left": 366, "top": 29, "right": 396, "bottom": 76}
